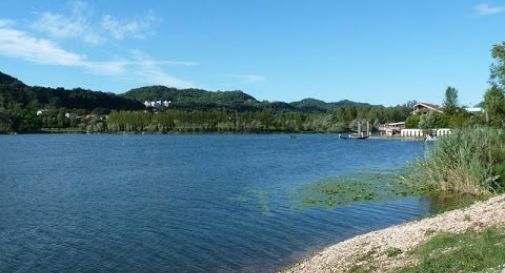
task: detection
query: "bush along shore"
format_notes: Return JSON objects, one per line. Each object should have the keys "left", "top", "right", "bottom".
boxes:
{"left": 285, "top": 127, "right": 505, "bottom": 273}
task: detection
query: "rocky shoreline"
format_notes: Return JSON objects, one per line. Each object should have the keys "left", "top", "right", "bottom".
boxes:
{"left": 282, "top": 194, "right": 505, "bottom": 273}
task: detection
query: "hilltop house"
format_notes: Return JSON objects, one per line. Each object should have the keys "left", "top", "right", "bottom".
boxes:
{"left": 412, "top": 102, "right": 443, "bottom": 114}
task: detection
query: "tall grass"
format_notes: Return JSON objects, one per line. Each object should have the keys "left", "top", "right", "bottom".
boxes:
{"left": 410, "top": 127, "right": 505, "bottom": 195}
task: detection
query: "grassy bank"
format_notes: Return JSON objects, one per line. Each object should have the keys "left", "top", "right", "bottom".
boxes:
{"left": 348, "top": 227, "right": 505, "bottom": 273}
{"left": 396, "top": 227, "right": 505, "bottom": 273}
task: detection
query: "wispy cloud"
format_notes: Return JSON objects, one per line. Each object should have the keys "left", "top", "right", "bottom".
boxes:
{"left": 228, "top": 74, "right": 266, "bottom": 83}
{"left": 131, "top": 51, "right": 196, "bottom": 88}
{"left": 31, "top": 0, "right": 103, "bottom": 44}
{"left": 0, "top": 22, "right": 196, "bottom": 88}
{"left": 0, "top": 24, "right": 125, "bottom": 75}
{"left": 101, "top": 13, "right": 160, "bottom": 40}
{"left": 31, "top": 0, "right": 160, "bottom": 44}
{"left": 0, "top": 19, "right": 14, "bottom": 27}
{"left": 474, "top": 3, "right": 505, "bottom": 16}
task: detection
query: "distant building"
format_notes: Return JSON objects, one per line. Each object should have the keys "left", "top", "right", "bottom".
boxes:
{"left": 378, "top": 122, "right": 405, "bottom": 136}
{"left": 464, "top": 107, "right": 483, "bottom": 114}
{"left": 144, "top": 100, "right": 172, "bottom": 109}
{"left": 36, "top": 109, "right": 49, "bottom": 116}
{"left": 65, "top": 112, "right": 77, "bottom": 120}
{"left": 413, "top": 102, "right": 443, "bottom": 113}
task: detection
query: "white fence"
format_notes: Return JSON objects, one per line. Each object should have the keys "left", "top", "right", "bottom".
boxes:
{"left": 400, "top": 129, "right": 424, "bottom": 137}
{"left": 400, "top": 128, "right": 451, "bottom": 138}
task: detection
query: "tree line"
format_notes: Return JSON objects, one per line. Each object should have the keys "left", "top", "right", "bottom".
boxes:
{"left": 105, "top": 105, "right": 411, "bottom": 133}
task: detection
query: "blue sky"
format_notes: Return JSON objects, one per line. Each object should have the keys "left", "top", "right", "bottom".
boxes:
{"left": 0, "top": 1, "right": 504, "bottom": 106}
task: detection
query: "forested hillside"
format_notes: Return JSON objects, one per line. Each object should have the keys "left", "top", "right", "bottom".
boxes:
{"left": 0, "top": 71, "right": 412, "bottom": 133}
{"left": 122, "top": 86, "right": 373, "bottom": 113}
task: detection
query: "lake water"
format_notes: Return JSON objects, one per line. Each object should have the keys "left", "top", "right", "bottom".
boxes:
{"left": 0, "top": 134, "right": 430, "bottom": 273}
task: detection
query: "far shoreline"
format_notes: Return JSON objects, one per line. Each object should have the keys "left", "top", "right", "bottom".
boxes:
{"left": 0, "top": 130, "right": 427, "bottom": 141}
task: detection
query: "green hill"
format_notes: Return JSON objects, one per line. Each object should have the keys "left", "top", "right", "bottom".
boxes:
{"left": 123, "top": 86, "right": 260, "bottom": 112}
{"left": 0, "top": 72, "right": 143, "bottom": 112}
{"left": 123, "top": 86, "right": 370, "bottom": 113}
{"left": 0, "top": 71, "right": 24, "bottom": 86}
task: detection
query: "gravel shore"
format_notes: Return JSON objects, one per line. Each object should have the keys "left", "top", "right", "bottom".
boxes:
{"left": 282, "top": 194, "right": 505, "bottom": 273}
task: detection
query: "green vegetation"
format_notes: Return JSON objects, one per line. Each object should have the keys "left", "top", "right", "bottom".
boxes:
{"left": 395, "top": 228, "right": 505, "bottom": 273}
{"left": 296, "top": 169, "right": 486, "bottom": 213}
{"left": 104, "top": 108, "right": 409, "bottom": 133}
{"left": 0, "top": 71, "right": 413, "bottom": 134}
{"left": 386, "top": 247, "right": 402, "bottom": 258}
{"left": 484, "top": 85, "right": 505, "bottom": 127}
{"left": 442, "top": 86, "right": 459, "bottom": 114}
{"left": 298, "top": 171, "right": 433, "bottom": 209}
{"left": 405, "top": 128, "right": 505, "bottom": 195}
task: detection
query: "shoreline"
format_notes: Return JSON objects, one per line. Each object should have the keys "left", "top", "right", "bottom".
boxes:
{"left": 1, "top": 130, "right": 426, "bottom": 140}
{"left": 281, "top": 194, "right": 505, "bottom": 273}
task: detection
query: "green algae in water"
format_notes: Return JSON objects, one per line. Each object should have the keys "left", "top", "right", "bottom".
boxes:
{"left": 296, "top": 169, "right": 487, "bottom": 212}
{"left": 297, "top": 170, "right": 432, "bottom": 209}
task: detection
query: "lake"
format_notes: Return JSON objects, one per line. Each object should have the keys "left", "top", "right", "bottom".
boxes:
{"left": 0, "top": 134, "right": 430, "bottom": 273}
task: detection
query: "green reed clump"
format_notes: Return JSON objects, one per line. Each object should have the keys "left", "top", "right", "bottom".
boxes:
{"left": 409, "top": 128, "right": 505, "bottom": 195}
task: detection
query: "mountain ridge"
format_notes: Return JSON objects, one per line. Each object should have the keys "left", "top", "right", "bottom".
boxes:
{"left": 0, "top": 70, "right": 375, "bottom": 113}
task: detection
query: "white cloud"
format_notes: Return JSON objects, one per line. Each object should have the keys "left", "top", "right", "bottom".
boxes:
{"left": 0, "top": 24, "right": 85, "bottom": 66}
{"left": 474, "top": 3, "right": 505, "bottom": 16}
{"left": 32, "top": 0, "right": 102, "bottom": 44}
{"left": 0, "top": 22, "right": 124, "bottom": 75}
{"left": 228, "top": 74, "right": 266, "bottom": 83}
{"left": 32, "top": 12, "right": 102, "bottom": 44}
{"left": 101, "top": 13, "right": 159, "bottom": 40}
{"left": 0, "top": 18, "right": 195, "bottom": 89}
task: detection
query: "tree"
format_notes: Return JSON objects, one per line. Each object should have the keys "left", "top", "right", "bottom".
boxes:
{"left": 418, "top": 111, "right": 449, "bottom": 130}
{"left": 491, "top": 42, "right": 505, "bottom": 87}
{"left": 483, "top": 85, "right": 505, "bottom": 127}
{"left": 405, "top": 115, "right": 420, "bottom": 128}
{"left": 442, "top": 86, "right": 458, "bottom": 114}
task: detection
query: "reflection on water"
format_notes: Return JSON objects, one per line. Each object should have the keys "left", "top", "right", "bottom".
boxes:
{"left": 425, "top": 193, "right": 486, "bottom": 214}
{"left": 1, "top": 134, "right": 433, "bottom": 273}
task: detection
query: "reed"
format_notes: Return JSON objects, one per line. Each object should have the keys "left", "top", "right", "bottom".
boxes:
{"left": 411, "top": 127, "right": 505, "bottom": 195}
